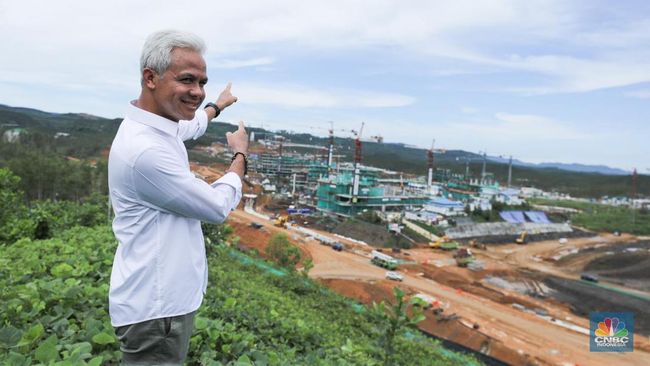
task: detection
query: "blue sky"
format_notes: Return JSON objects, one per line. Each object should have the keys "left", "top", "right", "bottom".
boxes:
{"left": 1, "top": 0, "right": 649, "bottom": 172}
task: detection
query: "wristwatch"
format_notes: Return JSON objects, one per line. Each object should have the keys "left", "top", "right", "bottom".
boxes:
{"left": 204, "top": 102, "right": 220, "bottom": 119}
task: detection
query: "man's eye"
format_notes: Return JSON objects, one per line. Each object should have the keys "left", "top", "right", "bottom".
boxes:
{"left": 180, "top": 78, "right": 193, "bottom": 83}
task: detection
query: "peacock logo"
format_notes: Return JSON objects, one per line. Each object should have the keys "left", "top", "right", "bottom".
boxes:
{"left": 590, "top": 313, "right": 634, "bottom": 352}
{"left": 595, "top": 317, "right": 628, "bottom": 337}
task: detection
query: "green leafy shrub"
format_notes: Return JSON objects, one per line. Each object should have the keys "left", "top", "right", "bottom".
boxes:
{"left": 1, "top": 214, "right": 480, "bottom": 366}
{"left": 266, "top": 233, "right": 301, "bottom": 269}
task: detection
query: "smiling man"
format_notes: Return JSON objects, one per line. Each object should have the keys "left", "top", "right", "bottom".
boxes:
{"left": 107, "top": 30, "right": 248, "bottom": 365}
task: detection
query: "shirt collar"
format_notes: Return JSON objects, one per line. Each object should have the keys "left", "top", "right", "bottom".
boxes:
{"left": 126, "top": 100, "right": 179, "bottom": 137}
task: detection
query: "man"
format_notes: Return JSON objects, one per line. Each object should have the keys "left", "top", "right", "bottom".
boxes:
{"left": 107, "top": 30, "right": 248, "bottom": 365}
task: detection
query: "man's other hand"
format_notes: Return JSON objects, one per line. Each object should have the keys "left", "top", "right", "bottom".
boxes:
{"left": 216, "top": 82, "right": 238, "bottom": 111}
{"left": 226, "top": 121, "right": 248, "bottom": 154}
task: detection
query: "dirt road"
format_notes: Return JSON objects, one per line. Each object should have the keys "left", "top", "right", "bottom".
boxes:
{"left": 225, "top": 208, "right": 650, "bottom": 365}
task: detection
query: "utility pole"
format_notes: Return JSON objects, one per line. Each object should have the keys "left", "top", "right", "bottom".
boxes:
{"left": 427, "top": 139, "right": 435, "bottom": 188}
{"left": 352, "top": 122, "right": 364, "bottom": 204}
{"left": 481, "top": 151, "right": 487, "bottom": 185}
{"left": 631, "top": 168, "right": 638, "bottom": 225}
{"left": 277, "top": 136, "right": 284, "bottom": 173}
{"left": 507, "top": 155, "right": 513, "bottom": 188}
{"left": 328, "top": 121, "right": 334, "bottom": 175}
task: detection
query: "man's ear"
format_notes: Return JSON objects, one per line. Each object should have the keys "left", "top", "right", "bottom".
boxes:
{"left": 142, "top": 68, "right": 158, "bottom": 89}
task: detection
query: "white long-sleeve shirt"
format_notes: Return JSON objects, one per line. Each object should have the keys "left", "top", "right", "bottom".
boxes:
{"left": 108, "top": 102, "right": 242, "bottom": 326}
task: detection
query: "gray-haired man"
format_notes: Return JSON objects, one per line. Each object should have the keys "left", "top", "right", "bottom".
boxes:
{"left": 108, "top": 30, "right": 248, "bottom": 364}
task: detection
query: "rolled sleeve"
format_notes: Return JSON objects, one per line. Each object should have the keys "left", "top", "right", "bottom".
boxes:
{"left": 178, "top": 110, "right": 208, "bottom": 141}
{"left": 211, "top": 172, "right": 243, "bottom": 210}
{"left": 133, "top": 148, "right": 241, "bottom": 223}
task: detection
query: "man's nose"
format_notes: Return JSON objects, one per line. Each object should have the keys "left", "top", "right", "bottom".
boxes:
{"left": 189, "top": 83, "right": 204, "bottom": 98}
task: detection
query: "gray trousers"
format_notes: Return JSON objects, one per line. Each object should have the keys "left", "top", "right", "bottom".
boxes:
{"left": 114, "top": 311, "right": 196, "bottom": 366}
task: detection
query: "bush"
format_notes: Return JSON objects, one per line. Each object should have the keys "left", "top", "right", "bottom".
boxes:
{"left": 266, "top": 233, "right": 301, "bottom": 269}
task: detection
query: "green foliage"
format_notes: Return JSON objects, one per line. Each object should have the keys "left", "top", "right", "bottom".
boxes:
{"left": 0, "top": 168, "right": 31, "bottom": 243}
{"left": 301, "top": 258, "right": 314, "bottom": 276}
{"left": 202, "top": 222, "right": 236, "bottom": 249}
{"left": 358, "top": 210, "right": 383, "bottom": 224}
{"left": 532, "top": 198, "right": 650, "bottom": 235}
{"left": 0, "top": 169, "right": 109, "bottom": 244}
{"left": 0, "top": 131, "right": 109, "bottom": 202}
{"left": 266, "top": 233, "right": 302, "bottom": 269}
{"left": 410, "top": 221, "right": 445, "bottom": 237}
{"left": 369, "top": 287, "right": 427, "bottom": 366}
{"left": 0, "top": 226, "right": 120, "bottom": 364}
{"left": 0, "top": 222, "right": 479, "bottom": 365}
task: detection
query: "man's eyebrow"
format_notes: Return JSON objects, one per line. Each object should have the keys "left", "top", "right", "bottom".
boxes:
{"left": 176, "top": 73, "right": 197, "bottom": 79}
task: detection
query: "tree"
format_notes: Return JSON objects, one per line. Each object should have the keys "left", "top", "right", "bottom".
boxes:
{"left": 266, "top": 233, "right": 301, "bottom": 269}
{"left": 301, "top": 258, "right": 314, "bottom": 277}
{"left": 0, "top": 168, "right": 34, "bottom": 244}
{"left": 370, "top": 287, "right": 427, "bottom": 366}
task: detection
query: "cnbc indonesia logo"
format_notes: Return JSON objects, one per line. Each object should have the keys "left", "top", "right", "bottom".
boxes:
{"left": 590, "top": 313, "right": 634, "bottom": 352}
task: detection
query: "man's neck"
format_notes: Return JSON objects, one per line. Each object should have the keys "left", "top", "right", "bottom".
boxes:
{"left": 135, "top": 92, "right": 180, "bottom": 123}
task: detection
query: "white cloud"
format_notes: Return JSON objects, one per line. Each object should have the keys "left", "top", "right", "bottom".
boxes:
{"left": 445, "top": 112, "right": 591, "bottom": 142}
{"left": 624, "top": 89, "right": 650, "bottom": 99}
{"left": 461, "top": 106, "right": 478, "bottom": 114}
{"left": 234, "top": 83, "right": 416, "bottom": 109}
{"left": 211, "top": 57, "right": 275, "bottom": 69}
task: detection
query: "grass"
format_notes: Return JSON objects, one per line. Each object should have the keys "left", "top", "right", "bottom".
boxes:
{"left": 531, "top": 198, "right": 650, "bottom": 235}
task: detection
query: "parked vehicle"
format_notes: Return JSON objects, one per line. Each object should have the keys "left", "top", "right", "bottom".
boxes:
{"left": 385, "top": 271, "right": 403, "bottom": 282}
{"left": 250, "top": 222, "right": 263, "bottom": 229}
{"left": 371, "top": 250, "right": 398, "bottom": 270}
{"left": 454, "top": 248, "right": 475, "bottom": 267}
{"left": 580, "top": 273, "right": 599, "bottom": 283}
{"left": 332, "top": 243, "right": 344, "bottom": 251}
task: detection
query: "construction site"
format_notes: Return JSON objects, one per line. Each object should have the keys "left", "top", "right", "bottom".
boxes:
{"left": 188, "top": 124, "right": 650, "bottom": 366}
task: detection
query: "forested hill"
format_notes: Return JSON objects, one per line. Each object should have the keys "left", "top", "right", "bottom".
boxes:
{"left": 1, "top": 104, "right": 646, "bottom": 198}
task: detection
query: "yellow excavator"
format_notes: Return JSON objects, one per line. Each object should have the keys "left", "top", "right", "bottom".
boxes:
{"left": 273, "top": 215, "right": 288, "bottom": 228}
{"left": 429, "top": 236, "right": 459, "bottom": 251}
{"left": 515, "top": 231, "right": 528, "bottom": 245}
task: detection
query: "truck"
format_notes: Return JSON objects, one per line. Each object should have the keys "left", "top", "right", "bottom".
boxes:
{"left": 411, "top": 293, "right": 445, "bottom": 314}
{"left": 371, "top": 250, "right": 398, "bottom": 270}
{"left": 454, "top": 248, "right": 475, "bottom": 267}
{"left": 429, "top": 236, "right": 460, "bottom": 251}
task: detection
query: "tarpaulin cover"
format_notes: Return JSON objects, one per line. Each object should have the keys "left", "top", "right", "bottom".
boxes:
{"left": 499, "top": 211, "right": 526, "bottom": 223}
{"left": 525, "top": 211, "right": 551, "bottom": 224}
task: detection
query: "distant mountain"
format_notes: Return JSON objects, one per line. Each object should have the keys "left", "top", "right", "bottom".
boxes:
{"left": 486, "top": 156, "right": 629, "bottom": 176}
{"left": 0, "top": 103, "right": 646, "bottom": 197}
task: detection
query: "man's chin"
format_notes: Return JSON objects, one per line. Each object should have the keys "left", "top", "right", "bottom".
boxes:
{"left": 181, "top": 112, "right": 196, "bottom": 121}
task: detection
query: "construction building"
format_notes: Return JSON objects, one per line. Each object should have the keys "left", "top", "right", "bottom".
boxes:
{"left": 316, "top": 168, "right": 430, "bottom": 216}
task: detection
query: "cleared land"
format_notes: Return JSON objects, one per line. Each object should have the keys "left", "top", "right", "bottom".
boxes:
{"left": 192, "top": 164, "right": 650, "bottom": 366}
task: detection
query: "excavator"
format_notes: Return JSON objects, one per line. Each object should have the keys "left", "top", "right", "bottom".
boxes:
{"left": 273, "top": 215, "right": 288, "bottom": 228}
{"left": 429, "top": 236, "right": 460, "bottom": 251}
{"left": 515, "top": 231, "right": 528, "bottom": 245}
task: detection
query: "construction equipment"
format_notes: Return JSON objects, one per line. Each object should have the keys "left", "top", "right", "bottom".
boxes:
{"left": 515, "top": 231, "right": 528, "bottom": 245}
{"left": 454, "top": 248, "right": 475, "bottom": 267}
{"left": 273, "top": 215, "right": 288, "bottom": 228}
{"left": 429, "top": 236, "right": 460, "bottom": 251}
{"left": 469, "top": 240, "right": 486, "bottom": 250}
{"left": 371, "top": 250, "right": 398, "bottom": 270}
